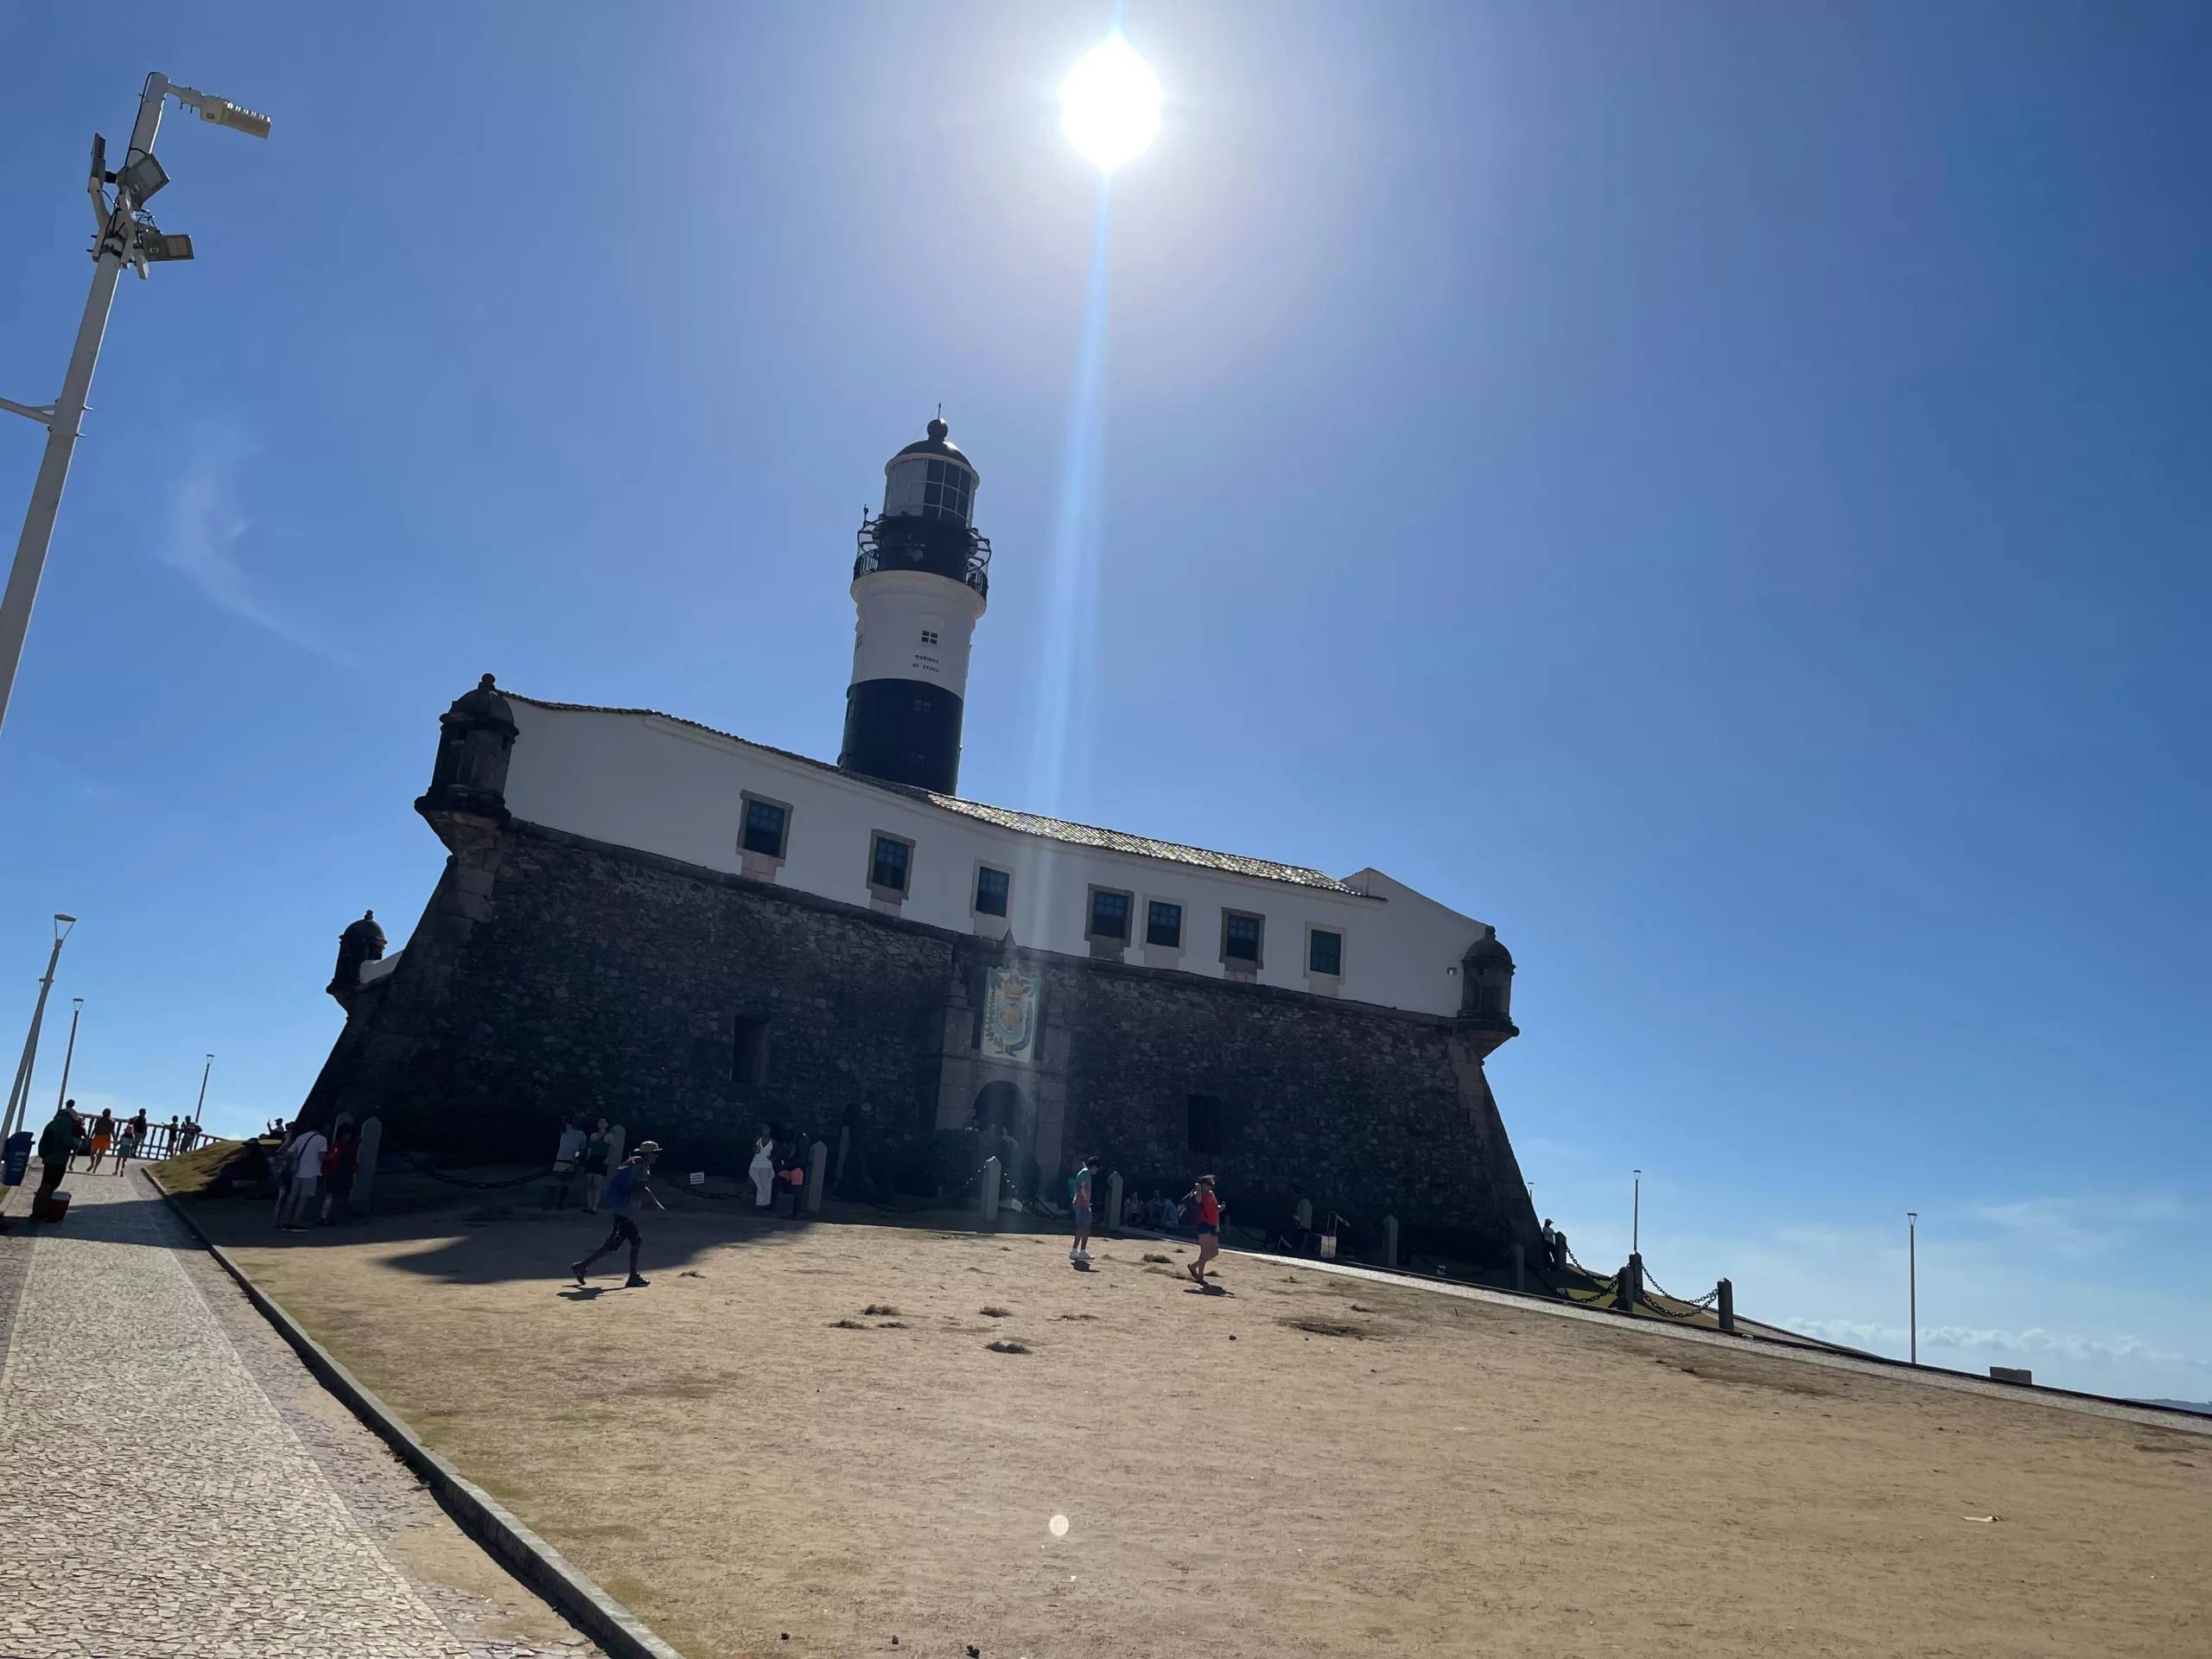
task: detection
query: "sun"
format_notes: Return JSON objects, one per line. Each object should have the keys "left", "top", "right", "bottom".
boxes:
{"left": 1060, "top": 34, "right": 1160, "bottom": 174}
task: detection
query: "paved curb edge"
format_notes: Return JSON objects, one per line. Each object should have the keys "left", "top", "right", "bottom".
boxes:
{"left": 147, "top": 1173, "right": 687, "bottom": 1659}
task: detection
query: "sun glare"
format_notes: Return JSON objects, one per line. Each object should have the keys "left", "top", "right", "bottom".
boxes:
{"left": 1060, "top": 34, "right": 1160, "bottom": 174}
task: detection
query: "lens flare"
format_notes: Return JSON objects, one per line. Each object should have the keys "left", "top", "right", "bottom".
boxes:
{"left": 1060, "top": 35, "right": 1160, "bottom": 173}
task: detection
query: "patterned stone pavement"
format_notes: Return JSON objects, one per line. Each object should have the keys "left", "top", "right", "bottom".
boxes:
{"left": 0, "top": 1162, "right": 606, "bottom": 1659}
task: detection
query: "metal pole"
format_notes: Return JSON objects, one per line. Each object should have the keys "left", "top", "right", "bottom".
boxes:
{"left": 2, "top": 917, "right": 74, "bottom": 1141}
{"left": 191, "top": 1052, "right": 212, "bottom": 1139}
{"left": 52, "top": 997, "right": 82, "bottom": 1114}
{"left": 1907, "top": 1211, "right": 1918, "bottom": 1366}
{"left": 0, "top": 77, "right": 169, "bottom": 734}
{"left": 1631, "top": 1168, "right": 1641, "bottom": 1256}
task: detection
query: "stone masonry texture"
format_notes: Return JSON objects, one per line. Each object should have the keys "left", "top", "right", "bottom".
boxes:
{"left": 308, "top": 822, "right": 1539, "bottom": 1253}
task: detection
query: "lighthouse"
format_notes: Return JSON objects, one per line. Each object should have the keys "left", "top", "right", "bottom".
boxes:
{"left": 837, "top": 416, "right": 993, "bottom": 794}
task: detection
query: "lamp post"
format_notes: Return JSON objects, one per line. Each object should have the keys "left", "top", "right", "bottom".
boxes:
{"left": 190, "top": 1052, "right": 212, "bottom": 1142}
{"left": 2, "top": 913, "right": 76, "bottom": 1141}
{"left": 52, "top": 997, "right": 83, "bottom": 1115}
{"left": 1907, "top": 1211, "right": 1918, "bottom": 1366}
{"left": 1631, "top": 1168, "right": 1641, "bottom": 1255}
{"left": 0, "top": 73, "right": 269, "bottom": 734}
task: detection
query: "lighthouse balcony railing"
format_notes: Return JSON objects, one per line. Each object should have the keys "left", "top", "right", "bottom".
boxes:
{"left": 854, "top": 518, "right": 992, "bottom": 599}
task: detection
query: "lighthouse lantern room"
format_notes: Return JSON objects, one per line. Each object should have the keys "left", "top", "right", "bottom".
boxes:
{"left": 838, "top": 416, "right": 993, "bottom": 794}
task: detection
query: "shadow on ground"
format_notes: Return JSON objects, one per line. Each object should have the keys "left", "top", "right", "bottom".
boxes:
{"left": 172, "top": 1160, "right": 1087, "bottom": 1288}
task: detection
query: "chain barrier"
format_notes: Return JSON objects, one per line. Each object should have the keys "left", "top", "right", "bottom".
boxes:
{"left": 396, "top": 1154, "right": 549, "bottom": 1191}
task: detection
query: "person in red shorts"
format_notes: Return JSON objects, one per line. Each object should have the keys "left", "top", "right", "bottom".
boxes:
{"left": 1184, "top": 1173, "right": 1224, "bottom": 1288}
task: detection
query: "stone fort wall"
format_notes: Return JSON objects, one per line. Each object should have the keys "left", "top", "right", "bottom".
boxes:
{"left": 307, "top": 820, "right": 1539, "bottom": 1253}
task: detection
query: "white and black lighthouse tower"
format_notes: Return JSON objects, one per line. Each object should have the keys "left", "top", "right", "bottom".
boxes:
{"left": 837, "top": 416, "right": 992, "bottom": 794}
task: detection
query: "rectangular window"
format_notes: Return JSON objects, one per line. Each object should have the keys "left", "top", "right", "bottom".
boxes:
{"left": 1224, "top": 912, "right": 1263, "bottom": 964}
{"left": 974, "top": 866, "right": 1010, "bottom": 917}
{"left": 1146, "top": 900, "right": 1183, "bottom": 949}
{"left": 870, "top": 833, "right": 912, "bottom": 894}
{"left": 1186, "top": 1094, "right": 1224, "bottom": 1154}
{"left": 1088, "top": 888, "right": 1131, "bottom": 940}
{"left": 920, "top": 628, "right": 939, "bottom": 645}
{"left": 1308, "top": 928, "right": 1343, "bottom": 977}
{"left": 740, "top": 797, "right": 788, "bottom": 859}
{"left": 732, "top": 1016, "right": 770, "bottom": 1087}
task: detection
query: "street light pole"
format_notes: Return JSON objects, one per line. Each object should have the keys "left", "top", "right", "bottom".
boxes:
{"left": 1631, "top": 1168, "right": 1641, "bottom": 1256}
{"left": 0, "top": 73, "right": 269, "bottom": 735}
{"left": 2, "top": 914, "right": 76, "bottom": 1141}
{"left": 52, "top": 997, "right": 83, "bottom": 1114}
{"left": 1907, "top": 1211, "right": 1918, "bottom": 1366}
{"left": 191, "top": 1052, "right": 212, "bottom": 1139}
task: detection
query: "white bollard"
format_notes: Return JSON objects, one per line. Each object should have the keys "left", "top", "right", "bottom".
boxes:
{"left": 353, "top": 1117, "right": 383, "bottom": 1209}
{"left": 980, "top": 1154, "right": 1001, "bottom": 1224}
{"left": 1107, "top": 1171, "right": 1123, "bottom": 1234}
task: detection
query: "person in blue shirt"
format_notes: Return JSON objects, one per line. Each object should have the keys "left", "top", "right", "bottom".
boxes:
{"left": 570, "top": 1140, "right": 664, "bottom": 1288}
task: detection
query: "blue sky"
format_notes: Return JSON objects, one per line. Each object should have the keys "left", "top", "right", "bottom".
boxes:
{"left": 3, "top": 4, "right": 2207, "bottom": 1399}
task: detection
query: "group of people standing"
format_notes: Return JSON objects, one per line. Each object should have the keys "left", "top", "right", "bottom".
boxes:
{"left": 545, "top": 1116, "right": 623, "bottom": 1213}
{"left": 269, "top": 1120, "right": 363, "bottom": 1230}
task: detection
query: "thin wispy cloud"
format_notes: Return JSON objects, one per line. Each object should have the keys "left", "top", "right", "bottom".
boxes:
{"left": 1784, "top": 1316, "right": 2212, "bottom": 1376}
{"left": 163, "top": 433, "right": 346, "bottom": 664}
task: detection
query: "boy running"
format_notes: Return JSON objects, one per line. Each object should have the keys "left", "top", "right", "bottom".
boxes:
{"left": 1068, "top": 1155, "right": 1101, "bottom": 1267}
{"left": 1185, "top": 1174, "right": 1224, "bottom": 1287}
{"left": 571, "top": 1140, "right": 664, "bottom": 1288}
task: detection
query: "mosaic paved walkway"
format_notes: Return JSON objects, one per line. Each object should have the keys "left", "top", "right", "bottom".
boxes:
{"left": 0, "top": 1161, "right": 603, "bottom": 1659}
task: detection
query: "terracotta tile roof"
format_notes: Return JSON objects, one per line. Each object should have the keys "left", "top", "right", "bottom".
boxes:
{"left": 510, "top": 694, "right": 1370, "bottom": 896}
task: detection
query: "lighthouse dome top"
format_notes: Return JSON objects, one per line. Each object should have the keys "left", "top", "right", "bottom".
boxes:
{"left": 880, "top": 416, "right": 980, "bottom": 524}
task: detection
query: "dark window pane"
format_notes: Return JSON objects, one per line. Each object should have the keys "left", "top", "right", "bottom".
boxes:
{"left": 927, "top": 460, "right": 947, "bottom": 483}
{"left": 1090, "top": 889, "right": 1130, "bottom": 939}
{"left": 975, "top": 867, "right": 1010, "bottom": 917}
{"left": 1147, "top": 901, "right": 1182, "bottom": 948}
{"left": 1224, "top": 914, "right": 1262, "bottom": 961}
{"left": 871, "top": 836, "right": 910, "bottom": 893}
{"left": 741, "top": 798, "right": 786, "bottom": 857}
{"left": 924, "top": 482, "right": 944, "bottom": 508}
{"left": 1309, "top": 929, "right": 1342, "bottom": 976}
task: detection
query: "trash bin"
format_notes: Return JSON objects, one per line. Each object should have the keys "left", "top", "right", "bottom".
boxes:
{"left": 35, "top": 1190, "right": 71, "bottom": 1224}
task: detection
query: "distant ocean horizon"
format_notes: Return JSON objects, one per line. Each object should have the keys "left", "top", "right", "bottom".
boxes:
{"left": 2134, "top": 1399, "right": 2212, "bottom": 1416}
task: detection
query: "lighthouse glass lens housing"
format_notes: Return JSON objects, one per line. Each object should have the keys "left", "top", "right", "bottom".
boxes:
{"left": 1061, "top": 35, "right": 1160, "bottom": 173}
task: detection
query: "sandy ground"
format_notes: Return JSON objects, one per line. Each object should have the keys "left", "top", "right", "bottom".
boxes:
{"left": 183, "top": 1179, "right": 2210, "bottom": 1659}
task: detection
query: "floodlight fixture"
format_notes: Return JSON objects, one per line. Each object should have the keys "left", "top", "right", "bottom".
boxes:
{"left": 3, "top": 72, "right": 271, "bottom": 740}
{"left": 169, "top": 84, "right": 272, "bottom": 140}
{"left": 115, "top": 151, "right": 168, "bottom": 204}
{"left": 135, "top": 226, "right": 194, "bottom": 264}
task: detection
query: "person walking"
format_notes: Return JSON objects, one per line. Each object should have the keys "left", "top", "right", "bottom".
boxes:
{"left": 747, "top": 1125, "right": 776, "bottom": 1210}
{"left": 113, "top": 1110, "right": 147, "bottom": 1174}
{"left": 1183, "top": 1174, "right": 1224, "bottom": 1288}
{"left": 320, "top": 1123, "right": 360, "bottom": 1225}
{"left": 33, "top": 1103, "right": 81, "bottom": 1214}
{"left": 570, "top": 1141, "right": 664, "bottom": 1288}
{"left": 86, "top": 1109, "right": 114, "bottom": 1173}
{"left": 546, "top": 1116, "right": 586, "bottom": 1209}
{"left": 1068, "top": 1155, "right": 1101, "bottom": 1268}
{"left": 279, "top": 1122, "right": 327, "bottom": 1231}
{"left": 581, "top": 1116, "right": 613, "bottom": 1213}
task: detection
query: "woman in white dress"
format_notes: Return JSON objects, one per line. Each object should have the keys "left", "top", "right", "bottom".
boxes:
{"left": 748, "top": 1124, "right": 776, "bottom": 1209}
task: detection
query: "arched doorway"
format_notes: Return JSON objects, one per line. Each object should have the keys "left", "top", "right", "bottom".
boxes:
{"left": 973, "top": 1080, "right": 1027, "bottom": 1140}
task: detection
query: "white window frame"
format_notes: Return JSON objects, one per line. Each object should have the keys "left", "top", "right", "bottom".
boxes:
{"left": 1305, "top": 923, "right": 1345, "bottom": 995}
{"left": 1141, "top": 895, "right": 1184, "bottom": 968}
{"left": 1085, "top": 884, "right": 1135, "bottom": 960}
{"left": 737, "top": 790, "right": 792, "bottom": 880}
{"left": 971, "top": 859, "right": 1013, "bottom": 940}
{"left": 1219, "top": 908, "right": 1265, "bottom": 978}
{"left": 868, "top": 830, "right": 916, "bottom": 912}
